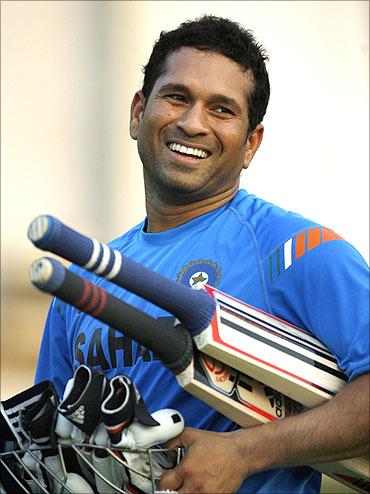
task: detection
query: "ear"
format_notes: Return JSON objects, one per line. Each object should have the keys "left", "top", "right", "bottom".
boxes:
{"left": 130, "top": 91, "right": 145, "bottom": 140}
{"left": 243, "top": 124, "right": 264, "bottom": 169}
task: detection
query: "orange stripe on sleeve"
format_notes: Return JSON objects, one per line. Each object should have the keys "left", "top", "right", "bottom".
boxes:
{"left": 307, "top": 228, "right": 321, "bottom": 251}
{"left": 322, "top": 228, "right": 343, "bottom": 243}
{"left": 295, "top": 231, "right": 306, "bottom": 259}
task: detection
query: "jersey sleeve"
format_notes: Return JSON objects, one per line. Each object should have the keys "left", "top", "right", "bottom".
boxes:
{"left": 263, "top": 228, "right": 369, "bottom": 381}
{"left": 34, "top": 297, "right": 74, "bottom": 397}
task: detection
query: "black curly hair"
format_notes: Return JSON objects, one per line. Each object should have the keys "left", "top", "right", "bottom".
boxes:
{"left": 142, "top": 15, "right": 270, "bottom": 135}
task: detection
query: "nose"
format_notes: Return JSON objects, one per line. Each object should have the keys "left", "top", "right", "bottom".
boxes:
{"left": 176, "top": 103, "right": 209, "bottom": 137}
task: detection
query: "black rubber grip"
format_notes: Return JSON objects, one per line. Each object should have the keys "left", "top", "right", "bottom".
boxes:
{"left": 30, "top": 257, "right": 194, "bottom": 376}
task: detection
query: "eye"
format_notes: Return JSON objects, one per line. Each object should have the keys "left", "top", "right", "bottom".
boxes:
{"left": 213, "top": 106, "right": 234, "bottom": 115}
{"left": 165, "top": 94, "right": 186, "bottom": 102}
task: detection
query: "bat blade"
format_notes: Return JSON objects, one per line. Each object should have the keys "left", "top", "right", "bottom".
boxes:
{"left": 192, "top": 285, "right": 348, "bottom": 408}
{"left": 179, "top": 352, "right": 304, "bottom": 427}
{"left": 29, "top": 257, "right": 369, "bottom": 492}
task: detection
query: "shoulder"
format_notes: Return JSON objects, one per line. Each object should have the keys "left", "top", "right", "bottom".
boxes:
{"left": 228, "top": 190, "right": 320, "bottom": 260}
{"left": 232, "top": 188, "right": 369, "bottom": 304}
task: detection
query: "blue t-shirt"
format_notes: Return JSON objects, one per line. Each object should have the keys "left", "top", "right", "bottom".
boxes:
{"left": 35, "top": 189, "right": 369, "bottom": 493}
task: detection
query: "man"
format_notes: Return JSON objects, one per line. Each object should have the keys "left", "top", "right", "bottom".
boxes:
{"left": 35, "top": 16, "right": 369, "bottom": 493}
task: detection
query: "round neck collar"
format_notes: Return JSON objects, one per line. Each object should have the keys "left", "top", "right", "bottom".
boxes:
{"left": 138, "top": 200, "right": 232, "bottom": 246}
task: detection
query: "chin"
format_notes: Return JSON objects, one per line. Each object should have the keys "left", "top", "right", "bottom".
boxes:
{"left": 162, "top": 183, "right": 214, "bottom": 205}
{"left": 145, "top": 168, "right": 213, "bottom": 202}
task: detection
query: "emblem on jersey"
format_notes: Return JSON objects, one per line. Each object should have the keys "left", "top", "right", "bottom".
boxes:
{"left": 176, "top": 259, "right": 222, "bottom": 289}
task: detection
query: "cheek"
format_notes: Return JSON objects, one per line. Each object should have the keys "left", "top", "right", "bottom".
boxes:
{"left": 214, "top": 120, "right": 247, "bottom": 145}
{"left": 148, "top": 102, "right": 176, "bottom": 122}
{"left": 140, "top": 112, "right": 168, "bottom": 140}
{"left": 222, "top": 130, "right": 248, "bottom": 157}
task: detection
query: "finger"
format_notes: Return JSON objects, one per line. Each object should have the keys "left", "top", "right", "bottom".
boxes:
{"left": 164, "top": 427, "right": 195, "bottom": 449}
{"left": 164, "top": 435, "right": 183, "bottom": 450}
{"left": 158, "top": 465, "right": 184, "bottom": 492}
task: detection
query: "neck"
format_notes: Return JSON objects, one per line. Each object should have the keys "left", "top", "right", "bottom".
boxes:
{"left": 144, "top": 186, "right": 239, "bottom": 233}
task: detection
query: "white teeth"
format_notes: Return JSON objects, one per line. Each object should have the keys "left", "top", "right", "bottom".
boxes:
{"left": 168, "top": 142, "right": 209, "bottom": 158}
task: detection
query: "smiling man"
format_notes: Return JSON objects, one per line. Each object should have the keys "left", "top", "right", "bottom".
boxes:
{"left": 130, "top": 47, "right": 263, "bottom": 218}
{"left": 35, "top": 15, "right": 369, "bottom": 494}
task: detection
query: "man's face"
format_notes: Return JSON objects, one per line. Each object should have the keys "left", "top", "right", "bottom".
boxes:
{"left": 130, "top": 47, "right": 260, "bottom": 203}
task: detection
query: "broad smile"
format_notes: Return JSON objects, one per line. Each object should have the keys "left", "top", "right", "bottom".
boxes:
{"left": 167, "top": 142, "right": 210, "bottom": 159}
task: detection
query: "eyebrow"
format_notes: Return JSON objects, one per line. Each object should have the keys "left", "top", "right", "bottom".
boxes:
{"left": 157, "top": 83, "right": 243, "bottom": 113}
{"left": 157, "top": 83, "right": 190, "bottom": 94}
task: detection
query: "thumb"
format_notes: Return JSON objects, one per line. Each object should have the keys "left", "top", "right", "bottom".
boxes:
{"left": 158, "top": 454, "right": 184, "bottom": 491}
{"left": 159, "top": 429, "right": 194, "bottom": 491}
{"left": 164, "top": 427, "right": 195, "bottom": 449}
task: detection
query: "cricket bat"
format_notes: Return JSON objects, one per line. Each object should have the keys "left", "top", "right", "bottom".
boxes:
{"left": 28, "top": 215, "right": 348, "bottom": 408}
{"left": 29, "top": 257, "right": 369, "bottom": 493}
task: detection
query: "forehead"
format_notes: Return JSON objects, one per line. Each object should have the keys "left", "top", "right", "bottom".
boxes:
{"left": 153, "top": 47, "right": 253, "bottom": 106}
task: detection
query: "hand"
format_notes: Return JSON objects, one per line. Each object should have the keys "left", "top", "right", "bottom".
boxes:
{"left": 158, "top": 428, "right": 247, "bottom": 493}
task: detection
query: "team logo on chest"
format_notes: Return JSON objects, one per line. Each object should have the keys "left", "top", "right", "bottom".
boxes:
{"left": 176, "top": 259, "right": 222, "bottom": 289}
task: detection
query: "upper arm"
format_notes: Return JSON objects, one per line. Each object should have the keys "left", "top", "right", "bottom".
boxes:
{"left": 264, "top": 231, "right": 369, "bottom": 381}
{"left": 34, "top": 297, "right": 74, "bottom": 397}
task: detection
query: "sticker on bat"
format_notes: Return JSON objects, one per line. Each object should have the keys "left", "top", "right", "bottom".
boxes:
{"left": 199, "top": 354, "right": 238, "bottom": 395}
{"left": 197, "top": 354, "right": 305, "bottom": 421}
{"left": 236, "top": 379, "right": 304, "bottom": 420}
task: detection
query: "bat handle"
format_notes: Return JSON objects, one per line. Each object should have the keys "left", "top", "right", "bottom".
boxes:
{"left": 30, "top": 257, "right": 194, "bottom": 376}
{"left": 28, "top": 215, "right": 216, "bottom": 336}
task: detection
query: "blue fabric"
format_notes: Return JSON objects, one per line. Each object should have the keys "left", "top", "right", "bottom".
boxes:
{"left": 35, "top": 189, "right": 369, "bottom": 493}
